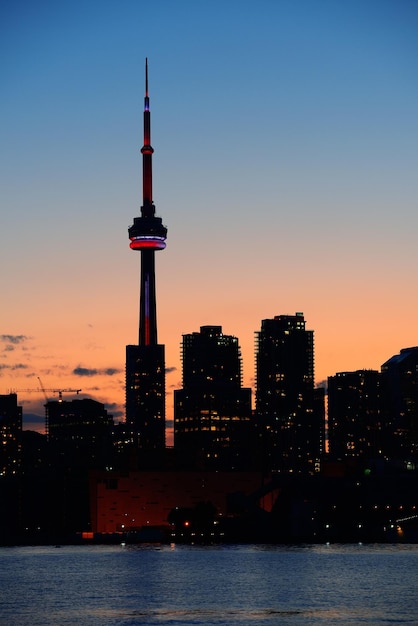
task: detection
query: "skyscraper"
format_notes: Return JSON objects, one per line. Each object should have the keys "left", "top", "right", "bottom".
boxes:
{"left": 327, "top": 370, "right": 384, "bottom": 461}
{"left": 46, "top": 398, "right": 113, "bottom": 470}
{"left": 125, "top": 60, "right": 167, "bottom": 458}
{"left": 174, "top": 326, "right": 252, "bottom": 470}
{"left": 0, "top": 394, "right": 22, "bottom": 476}
{"left": 381, "top": 347, "right": 418, "bottom": 466}
{"left": 255, "top": 313, "right": 321, "bottom": 474}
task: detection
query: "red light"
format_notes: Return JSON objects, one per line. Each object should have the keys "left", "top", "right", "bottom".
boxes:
{"left": 130, "top": 238, "right": 166, "bottom": 250}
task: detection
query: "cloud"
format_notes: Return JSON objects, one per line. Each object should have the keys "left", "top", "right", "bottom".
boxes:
{"left": 103, "top": 368, "right": 119, "bottom": 376}
{"left": 0, "top": 363, "right": 28, "bottom": 373}
{"left": 73, "top": 367, "right": 98, "bottom": 377}
{"left": 0, "top": 334, "right": 28, "bottom": 345}
{"left": 73, "top": 366, "right": 122, "bottom": 377}
{"left": 316, "top": 379, "right": 328, "bottom": 393}
{"left": 22, "top": 413, "right": 45, "bottom": 433}
{"left": 104, "top": 402, "right": 119, "bottom": 411}
{"left": 1, "top": 335, "right": 30, "bottom": 353}
{"left": 104, "top": 402, "right": 124, "bottom": 419}
{"left": 23, "top": 413, "right": 44, "bottom": 424}
{"left": 165, "top": 366, "right": 177, "bottom": 374}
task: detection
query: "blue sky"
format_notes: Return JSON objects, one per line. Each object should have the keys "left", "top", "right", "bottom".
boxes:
{"left": 1, "top": 0, "right": 418, "bottom": 432}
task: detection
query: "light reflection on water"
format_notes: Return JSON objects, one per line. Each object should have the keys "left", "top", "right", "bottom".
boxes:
{"left": 0, "top": 543, "right": 417, "bottom": 625}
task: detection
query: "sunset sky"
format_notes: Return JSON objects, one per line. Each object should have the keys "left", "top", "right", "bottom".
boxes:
{"left": 1, "top": 0, "right": 418, "bottom": 441}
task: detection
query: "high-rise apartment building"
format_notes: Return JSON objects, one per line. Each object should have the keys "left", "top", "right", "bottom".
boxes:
{"left": 125, "top": 60, "right": 167, "bottom": 459}
{"left": 381, "top": 347, "right": 418, "bottom": 466}
{"left": 327, "top": 370, "right": 385, "bottom": 461}
{"left": 0, "top": 393, "right": 22, "bottom": 476}
{"left": 174, "top": 326, "right": 252, "bottom": 470}
{"left": 255, "top": 313, "right": 321, "bottom": 474}
{"left": 46, "top": 398, "right": 113, "bottom": 470}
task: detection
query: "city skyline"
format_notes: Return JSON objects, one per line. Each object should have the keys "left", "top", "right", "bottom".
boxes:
{"left": 1, "top": 1, "right": 418, "bottom": 442}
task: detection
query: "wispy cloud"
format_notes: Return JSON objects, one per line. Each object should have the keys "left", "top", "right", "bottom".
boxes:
{"left": 73, "top": 367, "right": 98, "bottom": 377}
{"left": 103, "top": 368, "right": 119, "bottom": 376}
{"left": 104, "top": 402, "right": 124, "bottom": 418}
{"left": 0, "top": 363, "right": 28, "bottom": 372}
{"left": 166, "top": 366, "right": 177, "bottom": 374}
{"left": 23, "top": 413, "right": 45, "bottom": 423}
{"left": 1, "top": 335, "right": 30, "bottom": 352}
{"left": 0, "top": 334, "right": 28, "bottom": 345}
{"left": 316, "top": 380, "right": 328, "bottom": 394}
{"left": 73, "top": 366, "right": 121, "bottom": 377}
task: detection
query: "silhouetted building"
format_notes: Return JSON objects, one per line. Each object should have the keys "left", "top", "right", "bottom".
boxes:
{"left": 125, "top": 59, "right": 167, "bottom": 461}
{"left": 174, "top": 326, "right": 253, "bottom": 470}
{"left": 21, "top": 430, "right": 50, "bottom": 473}
{"left": 0, "top": 393, "right": 22, "bottom": 476}
{"left": 255, "top": 313, "right": 322, "bottom": 474}
{"left": 314, "top": 386, "right": 326, "bottom": 459}
{"left": 328, "top": 370, "right": 385, "bottom": 461}
{"left": 381, "top": 347, "right": 418, "bottom": 467}
{"left": 46, "top": 398, "right": 113, "bottom": 470}
{"left": 90, "top": 470, "right": 264, "bottom": 536}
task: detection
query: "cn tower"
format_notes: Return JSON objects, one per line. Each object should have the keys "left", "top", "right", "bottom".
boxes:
{"left": 125, "top": 59, "right": 167, "bottom": 457}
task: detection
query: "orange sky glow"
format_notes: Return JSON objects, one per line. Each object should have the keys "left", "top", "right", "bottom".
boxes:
{"left": 1, "top": 2, "right": 418, "bottom": 446}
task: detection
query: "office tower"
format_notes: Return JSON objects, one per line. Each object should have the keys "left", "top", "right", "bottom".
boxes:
{"left": 0, "top": 393, "right": 22, "bottom": 476}
{"left": 125, "top": 59, "right": 167, "bottom": 457}
{"left": 174, "top": 326, "right": 252, "bottom": 470}
{"left": 381, "top": 347, "right": 418, "bottom": 466}
{"left": 46, "top": 398, "right": 113, "bottom": 470}
{"left": 255, "top": 313, "right": 321, "bottom": 474}
{"left": 327, "top": 370, "right": 384, "bottom": 461}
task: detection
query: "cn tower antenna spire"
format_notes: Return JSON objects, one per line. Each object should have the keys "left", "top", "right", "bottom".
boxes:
{"left": 145, "top": 57, "right": 149, "bottom": 98}
{"left": 141, "top": 57, "right": 153, "bottom": 216}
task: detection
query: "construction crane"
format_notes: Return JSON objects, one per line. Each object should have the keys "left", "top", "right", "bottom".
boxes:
{"left": 12, "top": 380, "right": 82, "bottom": 403}
{"left": 36, "top": 377, "right": 81, "bottom": 401}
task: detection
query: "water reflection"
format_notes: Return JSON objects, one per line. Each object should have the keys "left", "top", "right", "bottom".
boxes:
{"left": 0, "top": 544, "right": 417, "bottom": 625}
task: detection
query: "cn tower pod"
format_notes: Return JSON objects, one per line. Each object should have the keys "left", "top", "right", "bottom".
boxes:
{"left": 129, "top": 214, "right": 167, "bottom": 250}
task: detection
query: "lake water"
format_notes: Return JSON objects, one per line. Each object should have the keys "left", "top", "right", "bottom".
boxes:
{"left": 0, "top": 543, "right": 417, "bottom": 625}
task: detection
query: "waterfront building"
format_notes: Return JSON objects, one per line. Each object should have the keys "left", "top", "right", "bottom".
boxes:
{"left": 125, "top": 59, "right": 167, "bottom": 460}
{"left": 255, "top": 313, "right": 322, "bottom": 474}
{"left": 89, "top": 470, "right": 264, "bottom": 535}
{"left": 46, "top": 398, "right": 113, "bottom": 470}
{"left": 174, "top": 326, "right": 252, "bottom": 470}
{"left": 381, "top": 347, "right": 418, "bottom": 467}
{"left": 327, "top": 370, "right": 385, "bottom": 461}
{"left": 0, "top": 393, "right": 22, "bottom": 476}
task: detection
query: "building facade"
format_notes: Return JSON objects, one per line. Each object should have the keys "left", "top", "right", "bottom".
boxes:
{"left": 46, "top": 398, "right": 113, "bottom": 470}
{"left": 255, "top": 313, "right": 321, "bottom": 474}
{"left": 174, "top": 326, "right": 253, "bottom": 470}
{"left": 327, "top": 370, "right": 385, "bottom": 461}
{"left": 381, "top": 347, "right": 418, "bottom": 467}
{"left": 0, "top": 393, "right": 22, "bottom": 476}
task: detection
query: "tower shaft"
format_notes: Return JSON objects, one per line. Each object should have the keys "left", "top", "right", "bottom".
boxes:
{"left": 139, "top": 249, "right": 157, "bottom": 345}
